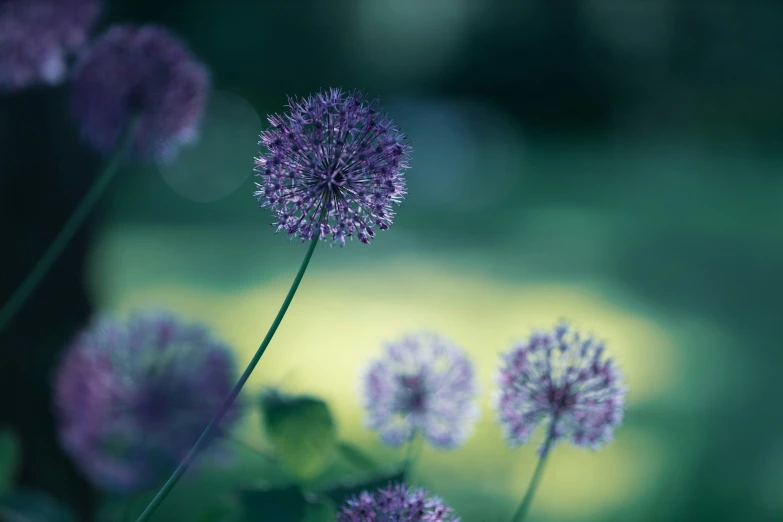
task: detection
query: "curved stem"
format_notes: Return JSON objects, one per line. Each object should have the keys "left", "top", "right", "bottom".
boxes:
{"left": 510, "top": 420, "right": 560, "bottom": 522}
{"left": 0, "top": 127, "right": 134, "bottom": 335}
{"left": 135, "top": 237, "right": 319, "bottom": 522}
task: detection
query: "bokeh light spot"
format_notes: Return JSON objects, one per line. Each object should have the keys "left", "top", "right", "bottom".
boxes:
{"left": 158, "top": 90, "right": 259, "bottom": 203}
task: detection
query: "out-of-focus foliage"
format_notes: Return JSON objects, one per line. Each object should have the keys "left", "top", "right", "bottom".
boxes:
{"left": 0, "top": 490, "right": 78, "bottom": 522}
{"left": 260, "top": 392, "right": 339, "bottom": 481}
{"left": 240, "top": 485, "right": 307, "bottom": 522}
{"left": 0, "top": 429, "right": 19, "bottom": 494}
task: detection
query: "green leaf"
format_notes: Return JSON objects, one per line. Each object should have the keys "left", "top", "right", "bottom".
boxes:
{"left": 0, "top": 490, "right": 78, "bottom": 522}
{"left": 0, "top": 430, "right": 19, "bottom": 494}
{"left": 260, "top": 391, "right": 338, "bottom": 480}
{"left": 239, "top": 485, "right": 307, "bottom": 522}
{"left": 322, "top": 467, "right": 406, "bottom": 507}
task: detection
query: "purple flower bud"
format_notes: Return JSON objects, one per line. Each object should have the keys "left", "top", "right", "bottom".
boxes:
{"left": 70, "top": 25, "right": 209, "bottom": 162}
{"left": 337, "top": 483, "right": 459, "bottom": 522}
{"left": 54, "top": 311, "right": 241, "bottom": 493}
{"left": 0, "top": 0, "right": 101, "bottom": 90}
{"left": 494, "top": 321, "right": 626, "bottom": 455}
{"left": 254, "top": 88, "right": 411, "bottom": 246}
{"left": 362, "top": 334, "right": 479, "bottom": 449}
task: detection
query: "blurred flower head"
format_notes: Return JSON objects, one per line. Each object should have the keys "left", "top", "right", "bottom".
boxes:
{"left": 362, "top": 333, "right": 479, "bottom": 449}
{"left": 253, "top": 88, "right": 410, "bottom": 245}
{"left": 70, "top": 25, "right": 210, "bottom": 162}
{"left": 0, "top": 0, "right": 101, "bottom": 90}
{"left": 337, "top": 483, "right": 459, "bottom": 522}
{"left": 54, "top": 311, "right": 240, "bottom": 493}
{"left": 495, "top": 321, "right": 626, "bottom": 455}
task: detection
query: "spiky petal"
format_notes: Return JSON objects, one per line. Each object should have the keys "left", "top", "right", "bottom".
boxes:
{"left": 337, "top": 483, "right": 459, "bottom": 522}
{"left": 70, "top": 25, "right": 209, "bottom": 162}
{"left": 0, "top": 0, "right": 101, "bottom": 90}
{"left": 494, "top": 321, "right": 626, "bottom": 455}
{"left": 253, "top": 88, "right": 410, "bottom": 246}
{"left": 362, "top": 333, "right": 479, "bottom": 449}
{"left": 54, "top": 311, "right": 241, "bottom": 493}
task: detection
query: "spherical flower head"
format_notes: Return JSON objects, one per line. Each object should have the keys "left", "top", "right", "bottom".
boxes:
{"left": 362, "top": 333, "right": 479, "bottom": 449}
{"left": 494, "top": 322, "right": 626, "bottom": 455}
{"left": 253, "top": 88, "right": 411, "bottom": 246}
{"left": 70, "top": 25, "right": 210, "bottom": 162}
{"left": 0, "top": 0, "right": 101, "bottom": 90}
{"left": 337, "top": 483, "right": 459, "bottom": 522}
{"left": 54, "top": 311, "right": 241, "bottom": 493}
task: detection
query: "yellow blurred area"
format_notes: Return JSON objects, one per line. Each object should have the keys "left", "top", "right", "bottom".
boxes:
{"left": 90, "top": 225, "right": 680, "bottom": 517}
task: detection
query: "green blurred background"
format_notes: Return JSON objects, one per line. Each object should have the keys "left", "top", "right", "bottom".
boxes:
{"left": 1, "top": 1, "right": 782, "bottom": 521}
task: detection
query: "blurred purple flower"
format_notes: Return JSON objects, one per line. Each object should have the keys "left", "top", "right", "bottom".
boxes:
{"left": 495, "top": 321, "right": 626, "bottom": 455}
{"left": 253, "top": 88, "right": 410, "bottom": 245}
{"left": 70, "top": 25, "right": 209, "bottom": 162}
{"left": 54, "top": 311, "right": 241, "bottom": 493}
{"left": 0, "top": 0, "right": 101, "bottom": 90}
{"left": 337, "top": 483, "right": 459, "bottom": 522}
{"left": 362, "top": 334, "right": 479, "bottom": 449}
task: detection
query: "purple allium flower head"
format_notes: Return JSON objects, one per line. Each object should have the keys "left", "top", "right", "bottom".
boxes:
{"left": 54, "top": 311, "right": 240, "bottom": 493}
{"left": 362, "top": 334, "right": 479, "bottom": 449}
{"left": 0, "top": 0, "right": 101, "bottom": 90}
{"left": 494, "top": 321, "right": 626, "bottom": 456}
{"left": 337, "top": 483, "right": 459, "bottom": 522}
{"left": 70, "top": 25, "right": 209, "bottom": 162}
{"left": 253, "top": 88, "right": 411, "bottom": 245}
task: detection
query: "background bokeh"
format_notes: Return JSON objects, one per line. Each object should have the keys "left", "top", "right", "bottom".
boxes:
{"left": 1, "top": 1, "right": 782, "bottom": 521}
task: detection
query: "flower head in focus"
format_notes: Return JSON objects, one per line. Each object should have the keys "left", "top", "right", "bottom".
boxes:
{"left": 70, "top": 25, "right": 209, "bottom": 162}
{"left": 253, "top": 88, "right": 410, "bottom": 245}
{"left": 0, "top": 0, "right": 101, "bottom": 90}
{"left": 362, "top": 333, "right": 479, "bottom": 449}
{"left": 337, "top": 483, "right": 459, "bottom": 522}
{"left": 495, "top": 321, "right": 626, "bottom": 456}
{"left": 54, "top": 311, "right": 240, "bottom": 493}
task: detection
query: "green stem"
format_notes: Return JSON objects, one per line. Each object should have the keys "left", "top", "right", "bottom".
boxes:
{"left": 510, "top": 424, "right": 557, "bottom": 522}
{"left": 401, "top": 430, "right": 422, "bottom": 477}
{"left": 0, "top": 127, "right": 134, "bottom": 335}
{"left": 510, "top": 451, "right": 549, "bottom": 522}
{"left": 135, "top": 236, "right": 319, "bottom": 522}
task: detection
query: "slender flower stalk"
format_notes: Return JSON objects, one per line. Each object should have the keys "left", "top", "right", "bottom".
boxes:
{"left": 0, "top": 124, "right": 134, "bottom": 336}
{"left": 495, "top": 322, "right": 626, "bottom": 522}
{"left": 509, "top": 421, "right": 557, "bottom": 522}
{"left": 136, "top": 88, "right": 410, "bottom": 520}
{"left": 134, "top": 236, "right": 318, "bottom": 522}
{"left": 401, "top": 429, "right": 423, "bottom": 476}
{"left": 1, "top": 25, "right": 210, "bottom": 336}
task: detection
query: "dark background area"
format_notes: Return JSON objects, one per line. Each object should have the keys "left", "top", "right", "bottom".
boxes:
{"left": 0, "top": 1, "right": 781, "bottom": 521}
